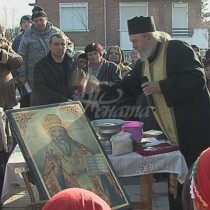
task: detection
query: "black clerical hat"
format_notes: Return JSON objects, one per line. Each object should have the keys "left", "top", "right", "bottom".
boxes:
{"left": 127, "top": 16, "right": 156, "bottom": 35}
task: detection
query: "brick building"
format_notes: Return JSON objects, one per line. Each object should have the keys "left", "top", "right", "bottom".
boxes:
{"left": 33, "top": 0, "right": 208, "bottom": 51}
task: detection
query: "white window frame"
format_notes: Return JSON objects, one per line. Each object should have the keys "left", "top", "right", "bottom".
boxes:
{"left": 119, "top": 2, "right": 148, "bottom": 31}
{"left": 59, "top": 3, "right": 88, "bottom": 32}
{"left": 172, "top": 3, "right": 188, "bottom": 28}
{"left": 119, "top": 2, "right": 148, "bottom": 50}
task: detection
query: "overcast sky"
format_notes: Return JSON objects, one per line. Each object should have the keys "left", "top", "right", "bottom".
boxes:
{"left": 0, "top": 0, "right": 35, "bottom": 27}
{"left": 0, "top": 0, "right": 210, "bottom": 28}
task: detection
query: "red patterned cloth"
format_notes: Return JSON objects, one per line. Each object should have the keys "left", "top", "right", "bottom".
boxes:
{"left": 42, "top": 188, "right": 111, "bottom": 210}
{"left": 193, "top": 147, "right": 210, "bottom": 209}
{"left": 134, "top": 143, "right": 179, "bottom": 156}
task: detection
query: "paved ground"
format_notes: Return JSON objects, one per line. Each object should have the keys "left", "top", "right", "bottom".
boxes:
{"left": 1, "top": 176, "right": 169, "bottom": 210}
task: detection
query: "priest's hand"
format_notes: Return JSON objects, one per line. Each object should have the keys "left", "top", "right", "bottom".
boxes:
{"left": 141, "top": 81, "right": 161, "bottom": 95}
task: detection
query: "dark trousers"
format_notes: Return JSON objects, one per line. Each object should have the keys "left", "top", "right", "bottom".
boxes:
{"left": 168, "top": 179, "right": 183, "bottom": 210}
{"left": 0, "top": 110, "right": 15, "bottom": 199}
{"left": 20, "top": 94, "right": 30, "bottom": 108}
{"left": 0, "top": 150, "right": 11, "bottom": 198}
{"left": 168, "top": 157, "right": 195, "bottom": 210}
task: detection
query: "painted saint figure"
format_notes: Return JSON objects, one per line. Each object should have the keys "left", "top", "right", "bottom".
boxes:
{"left": 43, "top": 114, "right": 124, "bottom": 207}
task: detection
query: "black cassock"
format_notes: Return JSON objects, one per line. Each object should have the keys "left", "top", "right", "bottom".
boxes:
{"left": 123, "top": 40, "right": 210, "bottom": 168}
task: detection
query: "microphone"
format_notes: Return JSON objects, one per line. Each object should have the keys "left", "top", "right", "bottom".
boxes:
{"left": 142, "top": 76, "right": 155, "bottom": 109}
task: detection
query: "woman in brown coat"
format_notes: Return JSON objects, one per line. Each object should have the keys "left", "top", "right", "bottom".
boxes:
{"left": 0, "top": 23, "right": 22, "bottom": 198}
{"left": 0, "top": 24, "right": 23, "bottom": 109}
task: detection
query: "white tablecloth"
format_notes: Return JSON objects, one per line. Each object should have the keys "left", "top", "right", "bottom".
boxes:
{"left": 108, "top": 151, "right": 188, "bottom": 183}
{"left": 1, "top": 145, "right": 188, "bottom": 204}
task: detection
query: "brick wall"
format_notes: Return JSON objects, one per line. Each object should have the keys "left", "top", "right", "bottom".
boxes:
{"left": 35, "top": 0, "right": 202, "bottom": 50}
{"left": 36, "top": 0, "right": 105, "bottom": 49}
{"left": 106, "top": 0, "right": 120, "bottom": 47}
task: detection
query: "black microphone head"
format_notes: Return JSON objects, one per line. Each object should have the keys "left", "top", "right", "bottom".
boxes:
{"left": 142, "top": 76, "right": 149, "bottom": 83}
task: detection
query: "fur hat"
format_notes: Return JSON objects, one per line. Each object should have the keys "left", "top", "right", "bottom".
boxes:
{"left": 32, "top": 5, "right": 47, "bottom": 20}
{"left": 127, "top": 16, "right": 156, "bottom": 35}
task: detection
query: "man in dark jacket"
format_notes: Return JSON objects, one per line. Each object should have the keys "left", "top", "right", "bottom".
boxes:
{"left": 124, "top": 16, "right": 210, "bottom": 210}
{"left": 18, "top": 6, "right": 74, "bottom": 106}
{"left": 31, "top": 33, "right": 77, "bottom": 106}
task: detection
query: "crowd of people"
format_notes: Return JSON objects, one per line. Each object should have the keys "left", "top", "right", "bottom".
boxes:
{"left": 1, "top": 4, "right": 210, "bottom": 210}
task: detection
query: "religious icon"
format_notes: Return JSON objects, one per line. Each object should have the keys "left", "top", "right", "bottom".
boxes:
{"left": 6, "top": 101, "right": 132, "bottom": 210}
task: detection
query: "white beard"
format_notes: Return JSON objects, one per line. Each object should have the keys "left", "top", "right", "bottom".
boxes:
{"left": 140, "top": 45, "right": 154, "bottom": 62}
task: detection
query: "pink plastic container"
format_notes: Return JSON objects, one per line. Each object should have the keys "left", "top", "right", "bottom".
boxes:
{"left": 122, "top": 121, "right": 144, "bottom": 143}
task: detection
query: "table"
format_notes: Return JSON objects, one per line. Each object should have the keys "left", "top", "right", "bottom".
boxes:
{"left": 109, "top": 149, "right": 188, "bottom": 209}
{"left": 1, "top": 144, "right": 188, "bottom": 209}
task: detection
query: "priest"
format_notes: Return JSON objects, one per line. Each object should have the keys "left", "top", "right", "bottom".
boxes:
{"left": 123, "top": 15, "right": 210, "bottom": 210}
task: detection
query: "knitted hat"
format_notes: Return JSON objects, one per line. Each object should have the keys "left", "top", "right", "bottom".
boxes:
{"left": 127, "top": 16, "right": 156, "bottom": 35}
{"left": 32, "top": 5, "right": 47, "bottom": 20}
{"left": 20, "top": 15, "right": 32, "bottom": 24}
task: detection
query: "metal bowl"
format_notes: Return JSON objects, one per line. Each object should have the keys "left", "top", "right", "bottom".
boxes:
{"left": 91, "top": 119, "right": 124, "bottom": 140}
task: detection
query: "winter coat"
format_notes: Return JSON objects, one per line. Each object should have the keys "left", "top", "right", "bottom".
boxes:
{"left": 12, "top": 32, "right": 24, "bottom": 53}
{"left": 31, "top": 53, "right": 76, "bottom": 106}
{"left": 80, "top": 59, "right": 122, "bottom": 120}
{"left": 18, "top": 22, "right": 74, "bottom": 88}
{"left": 123, "top": 40, "right": 210, "bottom": 167}
{"left": 0, "top": 39, "right": 22, "bottom": 109}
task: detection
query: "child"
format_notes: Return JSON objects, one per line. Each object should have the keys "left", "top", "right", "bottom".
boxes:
{"left": 77, "top": 53, "right": 88, "bottom": 70}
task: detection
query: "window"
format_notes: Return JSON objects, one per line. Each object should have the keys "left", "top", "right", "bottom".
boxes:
{"left": 119, "top": 3, "right": 148, "bottom": 50}
{"left": 119, "top": 3, "right": 148, "bottom": 31}
{"left": 172, "top": 3, "right": 188, "bottom": 28}
{"left": 172, "top": 3, "right": 189, "bottom": 37}
{"left": 60, "top": 3, "right": 88, "bottom": 32}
